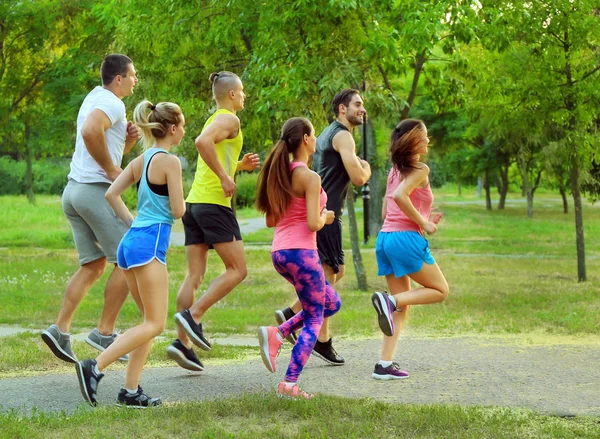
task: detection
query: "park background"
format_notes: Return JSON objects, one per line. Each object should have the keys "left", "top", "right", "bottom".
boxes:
{"left": 1, "top": 1, "right": 600, "bottom": 438}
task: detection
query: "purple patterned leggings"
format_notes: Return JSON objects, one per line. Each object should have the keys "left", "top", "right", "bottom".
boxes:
{"left": 272, "top": 249, "right": 342, "bottom": 383}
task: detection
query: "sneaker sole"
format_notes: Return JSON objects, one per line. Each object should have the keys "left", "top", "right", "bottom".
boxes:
{"left": 166, "top": 346, "right": 204, "bottom": 372}
{"left": 371, "top": 372, "right": 409, "bottom": 380}
{"left": 75, "top": 362, "right": 96, "bottom": 407}
{"left": 174, "top": 313, "right": 211, "bottom": 351}
{"left": 85, "top": 337, "right": 129, "bottom": 362}
{"left": 372, "top": 292, "right": 394, "bottom": 337}
{"left": 41, "top": 331, "right": 78, "bottom": 363}
{"left": 274, "top": 310, "right": 298, "bottom": 345}
{"left": 115, "top": 401, "right": 162, "bottom": 409}
{"left": 311, "top": 349, "right": 346, "bottom": 366}
{"left": 258, "top": 327, "right": 276, "bottom": 373}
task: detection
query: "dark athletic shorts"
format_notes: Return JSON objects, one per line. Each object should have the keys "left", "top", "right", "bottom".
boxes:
{"left": 316, "top": 217, "right": 345, "bottom": 273}
{"left": 182, "top": 203, "right": 242, "bottom": 247}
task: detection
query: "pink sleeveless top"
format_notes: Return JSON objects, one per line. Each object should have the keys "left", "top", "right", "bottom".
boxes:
{"left": 272, "top": 162, "right": 328, "bottom": 252}
{"left": 381, "top": 167, "right": 433, "bottom": 234}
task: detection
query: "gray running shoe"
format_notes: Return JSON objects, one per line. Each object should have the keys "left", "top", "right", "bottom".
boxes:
{"left": 85, "top": 328, "right": 129, "bottom": 361}
{"left": 41, "top": 324, "right": 78, "bottom": 363}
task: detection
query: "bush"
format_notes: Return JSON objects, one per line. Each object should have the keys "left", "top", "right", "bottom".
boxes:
{"left": 32, "top": 160, "right": 70, "bottom": 195}
{"left": 0, "top": 157, "right": 70, "bottom": 195}
{"left": 235, "top": 172, "right": 258, "bottom": 209}
{"left": 0, "top": 157, "right": 26, "bottom": 195}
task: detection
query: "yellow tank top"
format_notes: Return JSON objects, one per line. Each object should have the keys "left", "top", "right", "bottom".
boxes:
{"left": 186, "top": 109, "right": 243, "bottom": 207}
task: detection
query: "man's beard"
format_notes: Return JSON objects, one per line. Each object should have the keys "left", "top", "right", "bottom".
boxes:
{"left": 348, "top": 113, "right": 364, "bottom": 126}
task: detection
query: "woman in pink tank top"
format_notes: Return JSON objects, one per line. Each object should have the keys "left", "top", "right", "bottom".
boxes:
{"left": 255, "top": 117, "right": 341, "bottom": 399}
{"left": 370, "top": 119, "right": 449, "bottom": 380}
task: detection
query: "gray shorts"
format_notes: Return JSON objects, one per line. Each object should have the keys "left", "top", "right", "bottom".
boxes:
{"left": 62, "top": 179, "right": 128, "bottom": 265}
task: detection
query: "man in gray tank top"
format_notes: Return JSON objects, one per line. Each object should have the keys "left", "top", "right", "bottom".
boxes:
{"left": 275, "top": 89, "right": 371, "bottom": 365}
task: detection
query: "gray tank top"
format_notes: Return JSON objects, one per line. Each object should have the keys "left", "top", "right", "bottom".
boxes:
{"left": 312, "top": 121, "right": 351, "bottom": 218}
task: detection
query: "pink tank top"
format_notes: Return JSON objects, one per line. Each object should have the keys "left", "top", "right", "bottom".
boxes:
{"left": 272, "top": 162, "right": 328, "bottom": 251}
{"left": 381, "top": 167, "right": 433, "bottom": 234}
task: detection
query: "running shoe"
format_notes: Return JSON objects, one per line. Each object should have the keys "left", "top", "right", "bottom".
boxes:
{"left": 258, "top": 326, "right": 283, "bottom": 372}
{"left": 85, "top": 328, "right": 129, "bottom": 361}
{"left": 117, "top": 386, "right": 161, "bottom": 408}
{"left": 174, "top": 309, "right": 211, "bottom": 351}
{"left": 371, "top": 291, "right": 396, "bottom": 336}
{"left": 274, "top": 307, "right": 298, "bottom": 344}
{"left": 166, "top": 339, "right": 204, "bottom": 371}
{"left": 75, "top": 359, "right": 104, "bottom": 407}
{"left": 41, "top": 324, "right": 78, "bottom": 363}
{"left": 313, "top": 338, "right": 345, "bottom": 365}
{"left": 276, "top": 382, "right": 314, "bottom": 400}
{"left": 371, "top": 362, "right": 409, "bottom": 380}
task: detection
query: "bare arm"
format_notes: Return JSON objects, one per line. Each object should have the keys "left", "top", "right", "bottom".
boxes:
{"left": 302, "top": 171, "right": 335, "bottom": 232}
{"left": 333, "top": 131, "right": 371, "bottom": 187}
{"left": 105, "top": 155, "right": 144, "bottom": 227}
{"left": 82, "top": 109, "right": 121, "bottom": 181}
{"left": 195, "top": 113, "right": 240, "bottom": 197}
{"left": 392, "top": 165, "right": 437, "bottom": 235}
{"left": 163, "top": 155, "right": 185, "bottom": 219}
{"left": 123, "top": 121, "right": 141, "bottom": 154}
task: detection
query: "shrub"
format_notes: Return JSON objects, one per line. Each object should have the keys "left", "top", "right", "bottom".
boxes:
{"left": 235, "top": 172, "right": 258, "bottom": 209}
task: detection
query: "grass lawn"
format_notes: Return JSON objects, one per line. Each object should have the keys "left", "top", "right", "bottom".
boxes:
{"left": 1, "top": 190, "right": 599, "bottom": 376}
{"left": 1, "top": 394, "right": 599, "bottom": 439}
{"left": 1, "top": 190, "right": 599, "bottom": 436}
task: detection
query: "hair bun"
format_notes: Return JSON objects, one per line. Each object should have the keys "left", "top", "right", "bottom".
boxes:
{"left": 209, "top": 72, "right": 219, "bottom": 83}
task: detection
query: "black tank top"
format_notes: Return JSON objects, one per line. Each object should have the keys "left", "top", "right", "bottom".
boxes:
{"left": 312, "top": 121, "right": 350, "bottom": 218}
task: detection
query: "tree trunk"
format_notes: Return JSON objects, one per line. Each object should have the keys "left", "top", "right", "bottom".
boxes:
{"left": 346, "top": 194, "right": 368, "bottom": 291}
{"left": 498, "top": 166, "right": 509, "bottom": 209}
{"left": 559, "top": 186, "right": 568, "bottom": 214}
{"left": 570, "top": 164, "right": 586, "bottom": 281}
{"left": 484, "top": 169, "right": 492, "bottom": 211}
{"left": 24, "top": 123, "right": 35, "bottom": 205}
{"left": 457, "top": 179, "right": 462, "bottom": 197}
{"left": 520, "top": 150, "right": 533, "bottom": 218}
{"left": 476, "top": 176, "right": 483, "bottom": 197}
{"left": 364, "top": 119, "right": 383, "bottom": 239}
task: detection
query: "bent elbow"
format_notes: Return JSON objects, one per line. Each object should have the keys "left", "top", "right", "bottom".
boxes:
{"left": 307, "top": 222, "right": 321, "bottom": 232}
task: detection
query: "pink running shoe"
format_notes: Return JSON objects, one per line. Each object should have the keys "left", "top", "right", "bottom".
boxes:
{"left": 276, "top": 382, "right": 314, "bottom": 400}
{"left": 258, "top": 326, "right": 283, "bottom": 372}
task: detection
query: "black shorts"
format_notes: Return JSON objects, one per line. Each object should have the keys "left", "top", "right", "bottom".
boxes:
{"left": 182, "top": 203, "right": 242, "bottom": 247}
{"left": 316, "top": 218, "right": 345, "bottom": 273}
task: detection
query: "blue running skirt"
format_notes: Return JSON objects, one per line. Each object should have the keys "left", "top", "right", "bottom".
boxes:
{"left": 117, "top": 223, "right": 171, "bottom": 270}
{"left": 376, "top": 231, "right": 435, "bottom": 278}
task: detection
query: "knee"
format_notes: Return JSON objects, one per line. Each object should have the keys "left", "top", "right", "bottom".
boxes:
{"left": 336, "top": 266, "right": 346, "bottom": 282}
{"left": 231, "top": 264, "right": 247, "bottom": 284}
{"left": 184, "top": 272, "right": 204, "bottom": 291}
{"left": 437, "top": 281, "right": 450, "bottom": 302}
{"left": 82, "top": 259, "right": 107, "bottom": 280}
{"left": 146, "top": 321, "right": 166, "bottom": 338}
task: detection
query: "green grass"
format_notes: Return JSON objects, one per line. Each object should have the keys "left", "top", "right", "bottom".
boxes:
{"left": 0, "top": 331, "right": 256, "bottom": 377}
{"left": 1, "top": 192, "right": 599, "bottom": 376}
{"left": 0, "top": 394, "right": 599, "bottom": 439}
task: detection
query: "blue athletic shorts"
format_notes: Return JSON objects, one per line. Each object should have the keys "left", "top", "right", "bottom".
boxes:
{"left": 117, "top": 223, "right": 172, "bottom": 270}
{"left": 376, "top": 231, "right": 436, "bottom": 278}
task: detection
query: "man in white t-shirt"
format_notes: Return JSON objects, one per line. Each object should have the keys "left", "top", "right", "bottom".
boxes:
{"left": 41, "top": 54, "right": 140, "bottom": 363}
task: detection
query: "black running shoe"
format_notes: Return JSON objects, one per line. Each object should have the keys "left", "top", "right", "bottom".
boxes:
{"left": 117, "top": 386, "right": 161, "bottom": 408}
{"left": 174, "top": 309, "right": 211, "bottom": 351}
{"left": 75, "top": 359, "right": 104, "bottom": 407}
{"left": 274, "top": 307, "right": 298, "bottom": 344}
{"left": 166, "top": 339, "right": 204, "bottom": 371}
{"left": 313, "top": 338, "right": 345, "bottom": 365}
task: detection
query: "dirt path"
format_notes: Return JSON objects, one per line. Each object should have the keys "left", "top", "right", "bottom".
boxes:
{"left": 1, "top": 336, "right": 598, "bottom": 416}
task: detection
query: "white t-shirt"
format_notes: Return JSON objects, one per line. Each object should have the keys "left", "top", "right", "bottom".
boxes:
{"left": 68, "top": 86, "right": 127, "bottom": 184}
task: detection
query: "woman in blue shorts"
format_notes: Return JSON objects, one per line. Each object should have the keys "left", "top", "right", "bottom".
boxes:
{"left": 75, "top": 99, "right": 186, "bottom": 407}
{"left": 370, "top": 119, "right": 449, "bottom": 380}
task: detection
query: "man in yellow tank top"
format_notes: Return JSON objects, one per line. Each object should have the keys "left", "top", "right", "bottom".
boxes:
{"left": 166, "top": 71, "right": 261, "bottom": 371}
